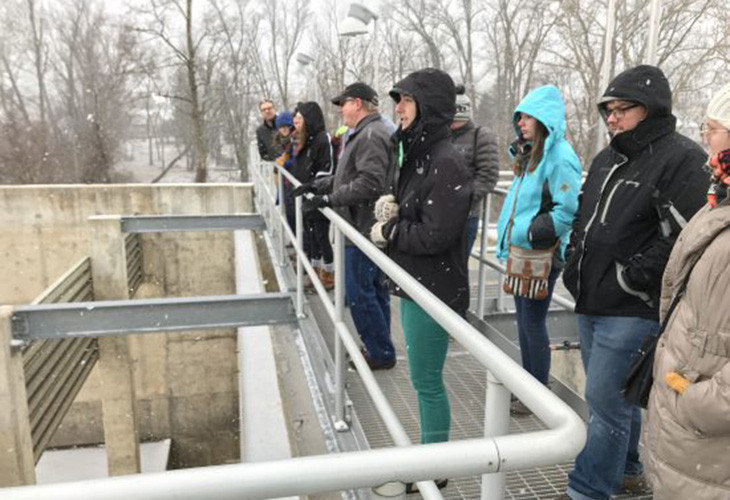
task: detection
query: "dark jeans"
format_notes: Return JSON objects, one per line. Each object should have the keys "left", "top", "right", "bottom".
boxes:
{"left": 345, "top": 246, "right": 394, "bottom": 363}
{"left": 512, "top": 266, "right": 560, "bottom": 385}
{"left": 304, "top": 214, "right": 333, "bottom": 266}
{"left": 283, "top": 182, "right": 296, "bottom": 235}
{"left": 566, "top": 314, "right": 660, "bottom": 500}
{"left": 465, "top": 215, "right": 480, "bottom": 260}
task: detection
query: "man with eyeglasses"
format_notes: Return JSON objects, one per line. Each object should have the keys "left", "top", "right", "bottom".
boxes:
{"left": 293, "top": 82, "right": 397, "bottom": 370}
{"left": 256, "top": 99, "right": 280, "bottom": 161}
{"left": 558, "top": 65, "right": 709, "bottom": 500}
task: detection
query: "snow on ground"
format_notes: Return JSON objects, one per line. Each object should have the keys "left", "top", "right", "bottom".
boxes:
{"left": 114, "top": 139, "right": 243, "bottom": 183}
{"left": 36, "top": 439, "right": 171, "bottom": 484}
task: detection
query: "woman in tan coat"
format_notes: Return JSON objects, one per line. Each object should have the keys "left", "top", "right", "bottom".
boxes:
{"left": 642, "top": 84, "right": 730, "bottom": 500}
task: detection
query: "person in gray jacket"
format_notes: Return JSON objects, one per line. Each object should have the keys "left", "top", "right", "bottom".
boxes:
{"left": 293, "top": 82, "right": 396, "bottom": 369}
{"left": 450, "top": 85, "right": 500, "bottom": 256}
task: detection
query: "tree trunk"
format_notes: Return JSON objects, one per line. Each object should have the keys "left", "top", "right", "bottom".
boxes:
{"left": 185, "top": 0, "right": 207, "bottom": 183}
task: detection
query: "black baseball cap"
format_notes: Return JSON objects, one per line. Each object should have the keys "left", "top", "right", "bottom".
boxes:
{"left": 331, "top": 82, "right": 379, "bottom": 106}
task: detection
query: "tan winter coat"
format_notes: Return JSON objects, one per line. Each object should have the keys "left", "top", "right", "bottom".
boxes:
{"left": 642, "top": 202, "right": 730, "bottom": 500}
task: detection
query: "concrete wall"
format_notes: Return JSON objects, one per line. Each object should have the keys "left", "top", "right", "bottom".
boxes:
{"left": 0, "top": 183, "right": 254, "bottom": 468}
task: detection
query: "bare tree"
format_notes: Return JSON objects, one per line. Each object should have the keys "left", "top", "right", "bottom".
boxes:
{"left": 482, "top": 0, "right": 558, "bottom": 162}
{"left": 260, "top": 0, "right": 310, "bottom": 108}
{"left": 133, "top": 0, "right": 211, "bottom": 182}
{"left": 390, "top": 0, "right": 445, "bottom": 69}
{"left": 208, "top": 0, "right": 260, "bottom": 180}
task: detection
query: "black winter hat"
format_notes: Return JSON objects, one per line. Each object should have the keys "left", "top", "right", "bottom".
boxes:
{"left": 331, "top": 82, "right": 379, "bottom": 106}
{"left": 598, "top": 65, "right": 672, "bottom": 119}
{"left": 389, "top": 68, "right": 456, "bottom": 132}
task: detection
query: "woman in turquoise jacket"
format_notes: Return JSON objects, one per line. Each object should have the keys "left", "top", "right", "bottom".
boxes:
{"left": 496, "top": 85, "right": 581, "bottom": 414}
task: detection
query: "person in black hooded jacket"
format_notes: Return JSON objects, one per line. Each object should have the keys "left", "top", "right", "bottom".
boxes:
{"left": 557, "top": 65, "right": 708, "bottom": 500}
{"left": 370, "top": 69, "right": 471, "bottom": 492}
{"left": 292, "top": 102, "right": 335, "bottom": 287}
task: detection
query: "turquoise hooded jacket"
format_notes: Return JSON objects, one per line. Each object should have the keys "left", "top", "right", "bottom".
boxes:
{"left": 496, "top": 85, "right": 582, "bottom": 262}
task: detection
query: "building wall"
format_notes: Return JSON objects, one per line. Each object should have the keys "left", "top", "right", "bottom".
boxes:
{"left": 0, "top": 183, "right": 254, "bottom": 468}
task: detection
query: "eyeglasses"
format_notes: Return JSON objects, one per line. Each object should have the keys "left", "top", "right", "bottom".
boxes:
{"left": 700, "top": 123, "right": 730, "bottom": 138}
{"left": 338, "top": 97, "right": 357, "bottom": 107}
{"left": 603, "top": 103, "right": 640, "bottom": 119}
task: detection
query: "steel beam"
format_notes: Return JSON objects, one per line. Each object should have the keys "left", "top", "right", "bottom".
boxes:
{"left": 10, "top": 294, "right": 295, "bottom": 341}
{"left": 119, "top": 214, "right": 266, "bottom": 233}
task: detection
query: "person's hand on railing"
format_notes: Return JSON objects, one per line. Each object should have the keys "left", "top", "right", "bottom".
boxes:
{"left": 292, "top": 182, "right": 316, "bottom": 197}
{"left": 303, "top": 194, "right": 331, "bottom": 213}
{"left": 374, "top": 194, "right": 399, "bottom": 223}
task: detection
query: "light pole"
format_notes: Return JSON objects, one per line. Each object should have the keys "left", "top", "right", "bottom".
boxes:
{"left": 296, "top": 52, "right": 317, "bottom": 103}
{"left": 339, "top": 2, "right": 380, "bottom": 95}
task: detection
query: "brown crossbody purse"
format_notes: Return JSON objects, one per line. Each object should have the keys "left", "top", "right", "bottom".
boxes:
{"left": 502, "top": 177, "right": 556, "bottom": 301}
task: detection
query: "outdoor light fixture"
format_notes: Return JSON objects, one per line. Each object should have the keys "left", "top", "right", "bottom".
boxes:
{"left": 296, "top": 52, "right": 315, "bottom": 66}
{"left": 339, "top": 2, "right": 378, "bottom": 37}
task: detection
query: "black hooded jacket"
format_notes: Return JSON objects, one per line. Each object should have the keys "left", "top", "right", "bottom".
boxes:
{"left": 563, "top": 65, "right": 708, "bottom": 320}
{"left": 290, "top": 102, "right": 334, "bottom": 184}
{"left": 384, "top": 68, "right": 473, "bottom": 313}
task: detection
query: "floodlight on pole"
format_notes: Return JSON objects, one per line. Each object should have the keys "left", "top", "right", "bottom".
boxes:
{"left": 296, "top": 52, "right": 317, "bottom": 102}
{"left": 338, "top": 2, "right": 380, "bottom": 93}
{"left": 296, "top": 52, "right": 315, "bottom": 66}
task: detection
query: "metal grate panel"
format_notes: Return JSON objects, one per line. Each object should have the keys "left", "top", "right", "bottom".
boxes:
{"left": 345, "top": 313, "right": 652, "bottom": 499}
{"left": 21, "top": 257, "right": 98, "bottom": 462}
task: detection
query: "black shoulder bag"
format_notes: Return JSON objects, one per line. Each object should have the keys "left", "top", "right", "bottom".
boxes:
{"left": 621, "top": 234, "right": 717, "bottom": 408}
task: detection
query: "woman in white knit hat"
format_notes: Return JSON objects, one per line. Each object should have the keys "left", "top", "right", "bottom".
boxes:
{"left": 641, "top": 83, "right": 730, "bottom": 500}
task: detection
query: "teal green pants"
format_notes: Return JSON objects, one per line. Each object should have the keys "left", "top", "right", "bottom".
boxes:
{"left": 400, "top": 298, "right": 450, "bottom": 444}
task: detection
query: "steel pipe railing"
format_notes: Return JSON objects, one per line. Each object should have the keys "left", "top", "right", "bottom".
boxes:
{"left": 0, "top": 160, "right": 585, "bottom": 500}
{"left": 252, "top": 162, "right": 585, "bottom": 497}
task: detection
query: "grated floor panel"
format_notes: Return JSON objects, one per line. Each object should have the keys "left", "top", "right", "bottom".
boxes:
{"left": 344, "top": 299, "right": 652, "bottom": 500}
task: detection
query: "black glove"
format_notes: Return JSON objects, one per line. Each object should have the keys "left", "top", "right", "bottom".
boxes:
{"left": 303, "top": 194, "right": 331, "bottom": 212}
{"left": 292, "top": 182, "right": 315, "bottom": 197}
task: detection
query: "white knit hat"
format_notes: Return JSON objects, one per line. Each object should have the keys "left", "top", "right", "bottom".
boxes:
{"left": 454, "top": 84, "right": 471, "bottom": 121}
{"left": 706, "top": 83, "right": 730, "bottom": 131}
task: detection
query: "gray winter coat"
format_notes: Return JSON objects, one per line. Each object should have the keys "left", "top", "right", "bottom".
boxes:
{"left": 642, "top": 201, "right": 730, "bottom": 500}
{"left": 314, "top": 113, "right": 393, "bottom": 242}
{"left": 450, "top": 120, "right": 500, "bottom": 215}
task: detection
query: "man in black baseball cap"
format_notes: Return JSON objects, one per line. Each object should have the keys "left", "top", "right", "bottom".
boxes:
{"left": 331, "top": 82, "right": 379, "bottom": 107}
{"left": 293, "top": 80, "right": 396, "bottom": 370}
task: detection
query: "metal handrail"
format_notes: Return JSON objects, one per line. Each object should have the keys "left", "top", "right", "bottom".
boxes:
{"left": 0, "top": 162, "right": 586, "bottom": 500}
{"left": 252, "top": 162, "right": 585, "bottom": 496}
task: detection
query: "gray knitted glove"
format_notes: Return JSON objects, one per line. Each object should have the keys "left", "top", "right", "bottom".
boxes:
{"left": 374, "top": 194, "right": 399, "bottom": 223}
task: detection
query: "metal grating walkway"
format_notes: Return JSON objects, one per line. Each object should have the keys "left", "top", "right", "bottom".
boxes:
{"left": 340, "top": 298, "right": 653, "bottom": 500}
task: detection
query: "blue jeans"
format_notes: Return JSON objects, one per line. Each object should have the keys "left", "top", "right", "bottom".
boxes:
{"left": 465, "top": 215, "right": 480, "bottom": 260}
{"left": 566, "top": 315, "right": 660, "bottom": 500}
{"left": 512, "top": 266, "right": 560, "bottom": 385}
{"left": 345, "top": 246, "right": 394, "bottom": 364}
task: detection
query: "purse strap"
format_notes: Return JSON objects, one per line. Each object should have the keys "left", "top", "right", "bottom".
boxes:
{"left": 657, "top": 224, "right": 729, "bottom": 337}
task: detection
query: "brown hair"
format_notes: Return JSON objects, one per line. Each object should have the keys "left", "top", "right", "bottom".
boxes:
{"left": 513, "top": 120, "right": 548, "bottom": 176}
{"left": 295, "top": 120, "right": 308, "bottom": 154}
{"left": 259, "top": 99, "right": 274, "bottom": 110}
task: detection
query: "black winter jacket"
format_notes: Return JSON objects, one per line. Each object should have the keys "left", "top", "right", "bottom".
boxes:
{"left": 314, "top": 113, "right": 393, "bottom": 243}
{"left": 256, "top": 119, "right": 280, "bottom": 161}
{"left": 385, "top": 68, "right": 473, "bottom": 313}
{"left": 290, "top": 102, "right": 334, "bottom": 185}
{"left": 450, "top": 120, "right": 500, "bottom": 215}
{"left": 563, "top": 65, "right": 708, "bottom": 320}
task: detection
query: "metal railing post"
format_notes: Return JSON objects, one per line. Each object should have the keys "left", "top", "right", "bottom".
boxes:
{"left": 277, "top": 171, "right": 286, "bottom": 266}
{"left": 476, "top": 195, "right": 490, "bottom": 318}
{"left": 295, "top": 196, "right": 305, "bottom": 318}
{"left": 333, "top": 226, "right": 349, "bottom": 432}
{"left": 481, "top": 370, "right": 510, "bottom": 500}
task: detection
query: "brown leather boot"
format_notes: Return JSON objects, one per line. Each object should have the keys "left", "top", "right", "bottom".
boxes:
{"left": 319, "top": 269, "right": 335, "bottom": 290}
